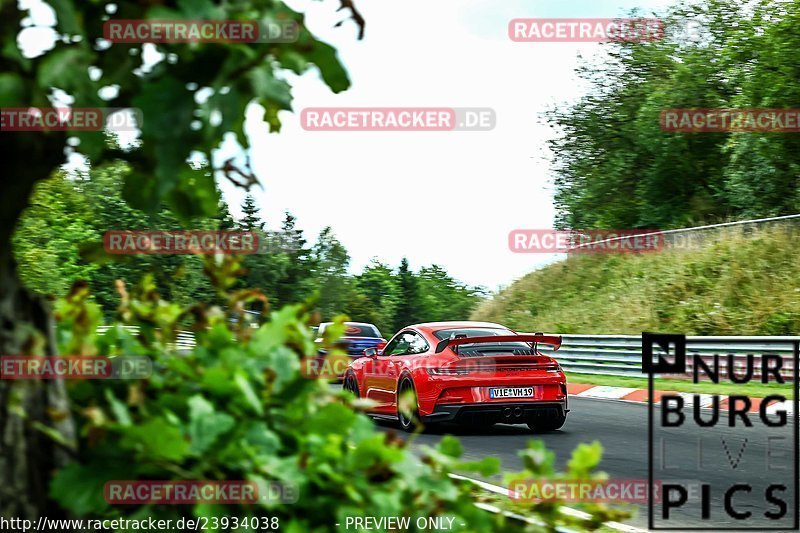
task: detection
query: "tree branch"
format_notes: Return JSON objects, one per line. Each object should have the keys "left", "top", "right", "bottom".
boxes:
{"left": 337, "top": 0, "right": 366, "bottom": 40}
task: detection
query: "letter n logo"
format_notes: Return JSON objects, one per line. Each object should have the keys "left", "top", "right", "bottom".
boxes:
{"left": 642, "top": 332, "right": 686, "bottom": 374}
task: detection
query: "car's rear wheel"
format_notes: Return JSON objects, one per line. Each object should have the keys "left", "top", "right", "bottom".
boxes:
{"left": 527, "top": 411, "right": 567, "bottom": 433}
{"left": 397, "top": 379, "right": 421, "bottom": 432}
{"left": 343, "top": 373, "right": 360, "bottom": 398}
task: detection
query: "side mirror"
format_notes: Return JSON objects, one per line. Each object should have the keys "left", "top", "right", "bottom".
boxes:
{"left": 363, "top": 347, "right": 378, "bottom": 358}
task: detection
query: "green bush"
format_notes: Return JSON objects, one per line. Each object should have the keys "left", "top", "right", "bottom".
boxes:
{"left": 49, "top": 257, "right": 629, "bottom": 531}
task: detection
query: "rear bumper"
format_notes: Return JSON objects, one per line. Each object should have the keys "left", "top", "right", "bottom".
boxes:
{"left": 423, "top": 400, "right": 568, "bottom": 425}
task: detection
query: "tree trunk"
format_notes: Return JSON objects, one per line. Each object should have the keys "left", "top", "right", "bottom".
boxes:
{"left": 0, "top": 239, "right": 77, "bottom": 520}
{"left": 0, "top": 130, "right": 76, "bottom": 519}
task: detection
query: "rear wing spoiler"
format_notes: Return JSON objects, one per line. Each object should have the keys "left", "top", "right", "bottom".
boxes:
{"left": 434, "top": 334, "right": 562, "bottom": 354}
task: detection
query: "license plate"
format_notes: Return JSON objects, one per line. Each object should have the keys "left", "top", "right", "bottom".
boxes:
{"left": 489, "top": 387, "right": 534, "bottom": 399}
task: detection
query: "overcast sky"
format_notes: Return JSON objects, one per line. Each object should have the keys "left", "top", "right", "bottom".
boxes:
{"left": 217, "top": 0, "right": 675, "bottom": 290}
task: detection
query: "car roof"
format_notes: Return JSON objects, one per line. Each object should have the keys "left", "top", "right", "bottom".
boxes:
{"left": 409, "top": 321, "right": 510, "bottom": 334}
{"left": 319, "top": 321, "right": 377, "bottom": 327}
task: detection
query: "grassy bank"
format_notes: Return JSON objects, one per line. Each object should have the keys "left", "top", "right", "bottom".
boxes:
{"left": 472, "top": 226, "right": 800, "bottom": 335}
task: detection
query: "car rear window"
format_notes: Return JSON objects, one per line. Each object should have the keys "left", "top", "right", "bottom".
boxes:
{"left": 433, "top": 327, "right": 533, "bottom": 354}
{"left": 432, "top": 327, "right": 513, "bottom": 340}
{"left": 343, "top": 324, "right": 381, "bottom": 338}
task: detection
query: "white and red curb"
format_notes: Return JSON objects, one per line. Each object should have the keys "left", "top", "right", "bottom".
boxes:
{"left": 567, "top": 383, "right": 794, "bottom": 415}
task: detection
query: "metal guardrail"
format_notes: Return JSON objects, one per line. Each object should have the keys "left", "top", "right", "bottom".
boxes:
{"left": 96, "top": 325, "right": 197, "bottom": 352}
{"left": 539, "top": 334, "right": 799, "bottom": 380}
{"left": 94, "top": 327, "right": 797, "bottom": 381}
{"left": 570, "top": 212, "right": 800, "bottom": 251}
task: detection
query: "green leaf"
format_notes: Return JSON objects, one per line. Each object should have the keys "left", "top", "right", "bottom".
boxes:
{"left": 48, "top": 0, "right": 82, "bottom": 36}
{"left": 122, "top": 170, "right": 163, "bottom": 214}
{"left": 72, "top": 130, "right": 105, "bottom": 161}
{"left": 50, "top": 462, "right": 116, "bottom": 515}
{"left": 248, "top": 68, "right": 292, "bottom": 110}
{"left": 201, "top": 367, "right": 237, "bottom": 395}
{"left": 105, "top": 388, "right": 132, "bottom": 426}
{"left": 307, "top": 42, "right": 350, "bottom": 93}
{"left": 176, "top": 0, "right": 223, "bottom": 19}
{"left": 519, "top": 439, "right": 556, "bottom": 476}
{"left": 193, "top": 503, "right": 228, "bottom": 523}
{"left": 205, "top": 87, "right": 245, "bottom": 142}
{"left": 37, "top": 46, "right": 94, "bottom": 94}
{"left": 437, "top": 435, "right": 463, "bottom": 458}
{"left": 234, "top": 371, "right": 264, "bottom": 416}
{"left": 132, "top": 76, "right": 195, "bottom": 142}
{"left": 567, "top": 440, "right": 603, "bottom": 476}
{"left": 260, "top": 103, "right": 282, "bottom": 133}
{"left": 187, "top": 395, "right": 235, "bottom": 454}
{"left": 167, "top": 167, "right": 220, "bottom": 219}
{"left": 302, "top": 403, "right": 356, "bottom": 435}
{"left": 121, "top": 417, "right": 190, "bottom": 462}
{"left": 243, "top": 422, "right": 281, "bottom": 455}
{"left": 0, "top": 73, "right": 25, "bottom": 107}
{"left": 457, "top": 456, "right": 501, "bottom": 477}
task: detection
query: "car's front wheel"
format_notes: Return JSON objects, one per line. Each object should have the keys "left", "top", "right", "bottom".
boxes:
{"left": 397, "top": 378, "right": 421, "bottom": 432}
{"left": 527, "top": 411, "right": 567, "bottom": 433}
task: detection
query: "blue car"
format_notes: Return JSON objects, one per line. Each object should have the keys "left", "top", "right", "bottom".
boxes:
{"left": 315, "top": 322, "right": 387, "bottom": 376}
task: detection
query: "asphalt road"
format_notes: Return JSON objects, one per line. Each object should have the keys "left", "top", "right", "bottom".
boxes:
{"left": 333, "top": 386, "right": 798, "bottom": 531}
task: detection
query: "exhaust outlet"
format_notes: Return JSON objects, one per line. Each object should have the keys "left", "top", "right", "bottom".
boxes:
{"left": 513, "top": 407, "right": 523, "bottom": 418}
{"left": 502, "top": 407, "right": 513, "bottom": 418}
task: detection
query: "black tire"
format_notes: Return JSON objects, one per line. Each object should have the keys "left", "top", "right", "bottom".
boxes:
{"left": 343, "top": 373, "right": 360, "bottom": 398}
{"left": 527, "top": 411, "right": 567, "bottom": 433}
{"left": 397, "top": 379, "right": 421, "bottom": 432}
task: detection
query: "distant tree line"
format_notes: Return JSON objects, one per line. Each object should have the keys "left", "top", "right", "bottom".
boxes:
{"left": 14, "top": 164, "right": 485, "bottom": 336}
{"left": 548, "top": 0, "right": 800, "bottom": 230}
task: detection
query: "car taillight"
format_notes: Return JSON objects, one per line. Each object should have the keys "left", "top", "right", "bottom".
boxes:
{"left": 427, "top": 367, "right": 469, "bottom": 376}
{"left": 545, "top": 364, "right": 562, "bottom": 372}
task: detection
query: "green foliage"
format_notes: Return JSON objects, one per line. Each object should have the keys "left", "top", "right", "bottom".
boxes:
{"left": 239, "top": 195, "right": 265, "bottom": 232}
{"left": 310, "top": 226, "right": 351, "bottom": 320}
{"left": 501, "top": 441, "right": 630, "bottom": 531}
{"left": 393, "top": 258, "right": 421, "bottom": 330}
{"left": 2, "top": 0, "right": 357, "bottom": 222}
{"left": 272, "top": 212, "right": 315, "bottom": 309}
{"left": 417, "top": 266, "right": 488, "bottom": 324}
{"left": 15, "top": 171, "right": 486, "bottom": 333}
{"left": 13, "top": 163, "right": 222, "bottom": 314}
{"left": 473, "top": 225, "right": 800, "bottom": 335}
{"left": 48, "top": 259, "right": 626, "bottom": 531}
{"left": 352, "top": 260, "right": 399, "bottom": 334}
{"left": 549, "top": 0, "right": 800, "bottom": 229}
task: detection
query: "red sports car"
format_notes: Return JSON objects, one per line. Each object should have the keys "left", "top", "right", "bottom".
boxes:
{"left": 342, "top": 321, "right": 568, "bottom": 432}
